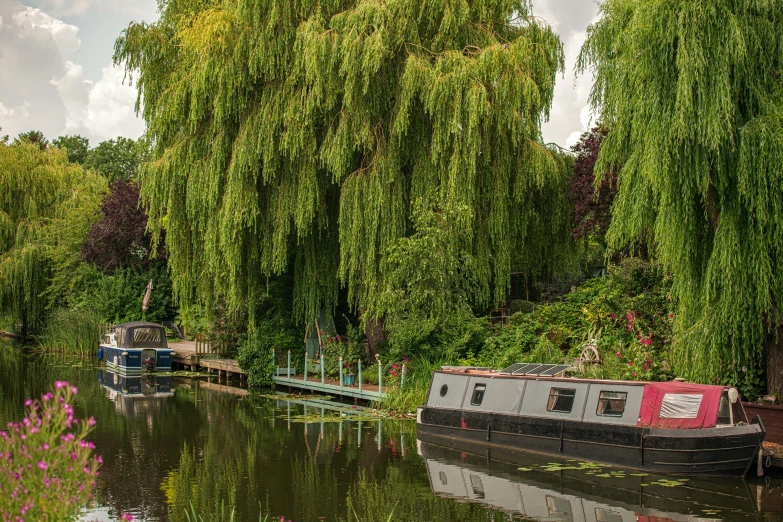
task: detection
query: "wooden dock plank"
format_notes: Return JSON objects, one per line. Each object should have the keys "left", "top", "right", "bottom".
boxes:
{"left": 200, "top": 358, "right": 243, "bottom": 373}
{"left": 273, "top": 374, "right": 385, "bottom": 400}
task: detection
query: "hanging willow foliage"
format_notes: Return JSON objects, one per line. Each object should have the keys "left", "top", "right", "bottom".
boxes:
{"left": 115, "top": 0, "right": 571, "bottom": 323}
{"left": 579, "top": 0, "right": 783, "bottom": 385}
{"left": 0, "top": 143, "right": 106, "bottom": 335}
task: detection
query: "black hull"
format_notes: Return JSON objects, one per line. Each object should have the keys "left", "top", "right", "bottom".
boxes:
{"left": 418, "top": 406, "right": 764, "bottom": 477}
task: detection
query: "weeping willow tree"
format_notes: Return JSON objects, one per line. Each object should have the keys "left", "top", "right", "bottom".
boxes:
{"left": 115, "top": 0, "right": 571, "bottom": 327}
{"left": 579, "top": 0, "right": 783, "bottom": 392}
{"left": 0, "top": 142, "right": 106, "bottom": 337}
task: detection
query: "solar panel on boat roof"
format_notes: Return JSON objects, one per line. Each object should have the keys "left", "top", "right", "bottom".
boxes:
{"left": 501, "top": 362, "right": 572, "bottom": 376}
{"left": 539, "top": 364, "right": 571, "bottom": 376}
{"left": 512, "top": 363, "right": 540, "bottom": 374}
{"left": 500, "top": 363, "right": 527, "bottom": 374}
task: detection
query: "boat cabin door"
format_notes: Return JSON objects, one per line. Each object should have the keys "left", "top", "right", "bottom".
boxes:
{"left": 141, "top": 349, "right": 157, "bottom": 373}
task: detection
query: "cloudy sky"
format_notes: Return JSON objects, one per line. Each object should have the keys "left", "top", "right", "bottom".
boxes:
{"left": 0, "top": 0, "right": 598, "bottom": 148}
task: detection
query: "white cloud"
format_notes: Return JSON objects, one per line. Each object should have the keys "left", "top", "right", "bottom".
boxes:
{"left": 0, "top": 2, "right": 145, "bottom": 144}
{"left": 30, "top": 0, "right": 157, "bottom": 18}
{"left": 12, "top": 6, "right": 80, "bottom": 55}
{"left": 83, "top": 64, "right": 144, "bottom": 140}
{"left": 50, "top": 60, "right": 92, "bottom": 134}
{"left": 533, "top": 0, "right": 601, "bottom": 147}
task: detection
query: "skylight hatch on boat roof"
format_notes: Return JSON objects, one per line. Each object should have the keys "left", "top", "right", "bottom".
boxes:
{"left": 499, "top": 363, "right": 571, "bottom": 376}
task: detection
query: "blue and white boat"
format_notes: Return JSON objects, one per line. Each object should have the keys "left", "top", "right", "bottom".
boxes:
{"left": 100, "top": 322, "right": 175, "bottom": 374}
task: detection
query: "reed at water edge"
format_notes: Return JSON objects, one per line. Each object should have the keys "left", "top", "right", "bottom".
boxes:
{"left": 377, "top": 357, "right": 442, "bottom": 414}
{"left": 39, "top": 307, "right": 103, "bottom": 355}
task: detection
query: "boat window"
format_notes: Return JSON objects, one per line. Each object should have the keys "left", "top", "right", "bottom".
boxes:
{"left": 132, "top": 327, "right": 163, "bottom": 347}
{"left": 440, "top": 384, "right": 448, "bottom": 397}
{"left": 596, "top": 391, "right": 627, "bottom": 417}
{"left": 547, "top": 388, "right": 576, "bottom": 413}
{"left": 470, "top": 383, "right": 486, "bottom": 406}
{"left": 717, "top": 391, "right": 732, "bottom": 425}
{"left": 660, "top": 393, "right": 702, "bottom": 419}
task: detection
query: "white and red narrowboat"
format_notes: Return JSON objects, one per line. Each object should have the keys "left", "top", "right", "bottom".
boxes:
{"left": 416, "top": 364, "right": 765, "bottom": 476}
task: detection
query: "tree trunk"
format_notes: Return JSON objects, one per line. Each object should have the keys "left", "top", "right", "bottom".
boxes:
{"left": 363, "top": 315, "right": 386, "bottom": 358}
{"left": 766, "top": 321, "right": 783, "bottom": 397}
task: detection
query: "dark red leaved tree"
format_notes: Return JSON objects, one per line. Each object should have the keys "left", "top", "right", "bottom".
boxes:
{"left": 82, "top": 180, "right": 163, "bottom": 271}
{"left": 568, "top": 125, "right": 617, "bottom": 242}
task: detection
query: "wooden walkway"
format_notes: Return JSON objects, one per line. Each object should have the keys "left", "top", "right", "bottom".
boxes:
{"left": 168, "top": 340, "right": 246, "bottom": 381}
{"left": 167, "top": 341, "right": 388, "bottom": 399}
{"left": 273, "top": 374, "right": 386, "bottom": 400}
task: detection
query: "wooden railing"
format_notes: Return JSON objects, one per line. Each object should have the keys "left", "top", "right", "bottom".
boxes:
{"left": 271, "top": 349, "right": 405, "bottom": 399}
{"left": 195, "top": 337, "right": 216, "bottom": 357}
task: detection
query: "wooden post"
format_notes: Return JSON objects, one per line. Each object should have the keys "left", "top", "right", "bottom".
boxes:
{"left": 304, "top": 352, "right": 308, "bottom": 382}
{"left": 321, "top": 352, "right": 325, "bottom": 386}
{"left": 339, "top": 357, "right": 344, "bottom": 392}
{"left": 401, "top": 363, "right": 406, "bottom": 389}
{"left": 287, "top": 350, "right": 291, "bottom": 381}
{"left": 358, "top": 360, "right": 363, "bottom": 394}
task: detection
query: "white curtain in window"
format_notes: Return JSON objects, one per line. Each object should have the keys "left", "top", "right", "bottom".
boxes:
{"left": 660, "top": 393, "right": 703, "bottom": 418}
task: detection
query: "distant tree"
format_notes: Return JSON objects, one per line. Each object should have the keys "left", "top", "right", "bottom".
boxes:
{"left": 0, "top": 142, "right": 106, "bottom": 337}
{"left": 52, "top": 135, "right": 90, "bottom": 164}
{"left": 84, "top": 137, "right": 146, "bottom": 182}
{"left": 15, "top": 131, "right": 49, "bottom": 150}
{"left": 568, "top": 126, "right": 617, "bottom": 243}
{"left": 82, "top": 180, "right": 162, "bottom": 272}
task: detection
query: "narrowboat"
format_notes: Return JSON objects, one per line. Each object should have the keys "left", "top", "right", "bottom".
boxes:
{"left": 100, "top": 322, "right": 175, "bottom": 375}
{"left": 416, "top": 364, "right": 765, "bottom": 476}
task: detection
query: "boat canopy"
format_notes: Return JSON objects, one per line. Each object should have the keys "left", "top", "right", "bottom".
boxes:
{"left": 638, "top": 381, "right": 726, "bottom": 429}
{"left": 113, "top": 322, "right": 168, "bottom": 349}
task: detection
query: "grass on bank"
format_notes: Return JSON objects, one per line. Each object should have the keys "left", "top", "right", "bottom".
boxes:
{"left": 39, "top": 307, "right": 102, "bottom": 355}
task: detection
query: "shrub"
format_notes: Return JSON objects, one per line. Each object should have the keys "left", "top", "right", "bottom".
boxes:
{"left": 237, "top": 317, "right": 297, "bottom": 387}
{"left": 0, "top": 382, "right": 101, "bottom": 521}
{"left": 509, "top": 300, "right": 535, "bottom": 314}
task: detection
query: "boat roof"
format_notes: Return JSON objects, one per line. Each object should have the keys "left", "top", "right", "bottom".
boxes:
{"left": 114, "top": 321, "right": 165, "bottom": 329}
{"left": 435, "top": 367, "right": 730, "bottom": 390}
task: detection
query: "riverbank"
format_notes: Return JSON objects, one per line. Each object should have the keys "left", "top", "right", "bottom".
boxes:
{"left": 3, "top": 341, "right": 783, "bottom": 522}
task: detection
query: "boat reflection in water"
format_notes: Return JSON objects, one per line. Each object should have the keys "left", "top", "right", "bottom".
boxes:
{"left": 98, "top": 369, "right": 174, "bottom": 417}
{"left": 417, "top": 438, "right": 783, "bottom": 521}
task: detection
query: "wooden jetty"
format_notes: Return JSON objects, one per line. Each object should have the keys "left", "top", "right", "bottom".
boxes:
{"left": 165, "top": 343, "right": 390, "bottom": 400}
{"left": 270, "top": 349, "right": 391, "bottom": 400}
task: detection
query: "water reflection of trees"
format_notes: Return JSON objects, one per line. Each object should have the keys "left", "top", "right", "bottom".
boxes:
{"left": 1, "top": 346, "right": 502, "bottom": 521}
{"left": 164, "top": 394, "right": 501, "bottom": 521}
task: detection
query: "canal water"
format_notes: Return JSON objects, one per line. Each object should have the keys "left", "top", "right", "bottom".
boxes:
{"left": 2, "top": 342, "right": 783, "bottom": 521}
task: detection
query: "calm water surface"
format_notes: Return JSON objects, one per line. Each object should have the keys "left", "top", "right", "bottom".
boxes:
{"left": 2, "top": 342, "right": 783, "bottom": 521}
